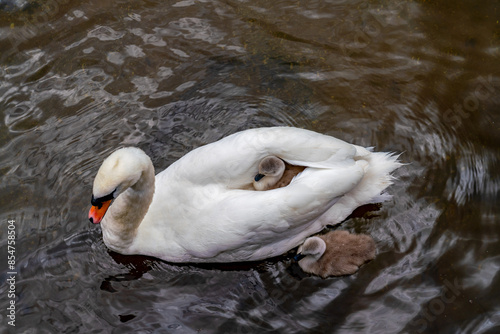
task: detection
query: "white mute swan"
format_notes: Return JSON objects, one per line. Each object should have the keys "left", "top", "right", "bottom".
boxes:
{"left": 252, "top": 156, "right": 305, "bottom": 190}
{"left": 295, "top": 230, "right": 376, "bottom": 278}
{"left": 88, "top": 127, "right": 400, "bottom": 263}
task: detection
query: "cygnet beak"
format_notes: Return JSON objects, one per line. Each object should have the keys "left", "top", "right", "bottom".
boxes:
{"left": 254, "top": 173, "right": 265, "bottom": 182}
{"left": 294, "top": 253, "right": 306, "bottom": 262}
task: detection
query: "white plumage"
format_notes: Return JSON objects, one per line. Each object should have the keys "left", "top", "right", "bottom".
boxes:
{"left": 89, "top": 127, "right": 400, "bottom": 263}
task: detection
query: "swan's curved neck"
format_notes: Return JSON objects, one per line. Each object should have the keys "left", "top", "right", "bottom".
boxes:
{"left": 102, "top": 166, "right": 155, "bottom": 252}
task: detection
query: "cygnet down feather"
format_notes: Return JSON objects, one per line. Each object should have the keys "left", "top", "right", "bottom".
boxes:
{"left": 295, "top": 230, "right": 376, "bottom": 278}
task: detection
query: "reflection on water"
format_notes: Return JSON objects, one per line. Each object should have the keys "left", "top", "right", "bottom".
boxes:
{"left": 1, "top": 0, "right": 499, "bottom": 333}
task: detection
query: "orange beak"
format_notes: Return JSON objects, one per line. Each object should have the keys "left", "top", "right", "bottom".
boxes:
{"left": 88, "top": 199, "right": 112, "bottom": 224}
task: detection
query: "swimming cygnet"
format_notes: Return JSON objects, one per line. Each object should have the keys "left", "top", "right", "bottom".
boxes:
{"left": 253, "top": 156, "right": 305, "bottom": 191}
{"left": 295, "top": 230, "right": 376, "bottom": 278}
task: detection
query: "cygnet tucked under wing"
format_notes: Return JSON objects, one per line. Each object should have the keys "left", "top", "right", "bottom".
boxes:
{"left": 253, "top": 156, "right": 306, "bottom": 191}
{"left": 296, "top": 230, "right": 376, "bottom": 278}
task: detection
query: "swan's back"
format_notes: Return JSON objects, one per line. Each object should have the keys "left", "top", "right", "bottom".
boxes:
{"left": 161, "top": 127, "right": 361, "bottom": 190}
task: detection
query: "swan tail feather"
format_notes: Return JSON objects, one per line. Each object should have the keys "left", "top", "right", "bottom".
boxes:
{"left": 316, "top": 151, "right": 402, "bottom": 227}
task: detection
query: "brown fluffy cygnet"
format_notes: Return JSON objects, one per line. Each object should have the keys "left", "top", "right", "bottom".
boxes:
{"left": 253, "top": 156, "right": 305, "bottom": 191}
{"left": 295, "top": 230, "right": 376, "bottom": 278}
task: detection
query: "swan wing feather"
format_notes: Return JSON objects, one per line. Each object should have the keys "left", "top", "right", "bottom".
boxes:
{"left": 164, "top": 127, "right": 359, "bottom": 188}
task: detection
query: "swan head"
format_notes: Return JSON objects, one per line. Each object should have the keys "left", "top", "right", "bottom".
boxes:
{"left": 253, "top": 156, "right": 286, "bottom": 191}
{"left": 294, "top": 236, "right": 326, "bottom": 262}
{"left": 89, "top": 147, "right": 153, "bottom": 224}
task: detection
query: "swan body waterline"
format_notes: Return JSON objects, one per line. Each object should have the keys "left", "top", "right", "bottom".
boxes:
{"left": 88, "top": 127, "right": 400, "bottom": 263}
{"left": 296, "top": 230, "right": 376, "bottom": 278}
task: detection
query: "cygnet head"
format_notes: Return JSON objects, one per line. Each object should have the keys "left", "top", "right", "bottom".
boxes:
{"left": 295, "top": 231, "right": 377, "bottom": 278}
{"left": 89, "top": 147, "right": 153, "bottom": 224}
{"left": 295, "top": 236, "right": 327, "bottom": 262}
{"left": 253, "top": 156, "right": 286, "bottom": 191}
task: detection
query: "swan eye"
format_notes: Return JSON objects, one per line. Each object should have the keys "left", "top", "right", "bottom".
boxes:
{"left": 254, "top": 173, "right": 265, "bottom": 182}
{"left": 91, "top": 189, "right": 116, "bottom": 209}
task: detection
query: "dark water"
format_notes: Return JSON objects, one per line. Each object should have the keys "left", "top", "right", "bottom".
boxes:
{"left": 0, "top": 0, "right": 499, "bottom": 333}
